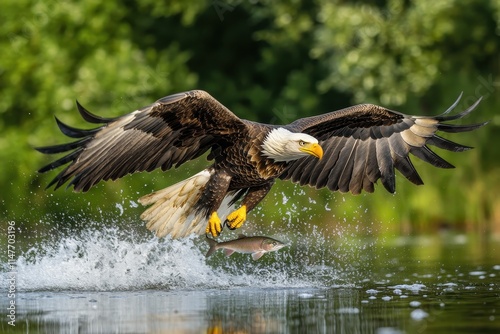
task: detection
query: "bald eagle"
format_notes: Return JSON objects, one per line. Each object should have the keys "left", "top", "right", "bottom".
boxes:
{"left": 37, "top": 90, "right": 485, "bottom": 238}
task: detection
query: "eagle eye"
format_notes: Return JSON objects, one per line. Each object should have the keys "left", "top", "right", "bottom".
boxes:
{"left": 299, "top": 140, "right": 306, "bottom": 146}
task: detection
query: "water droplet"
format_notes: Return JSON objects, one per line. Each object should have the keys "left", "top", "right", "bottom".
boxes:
{"left": 409, "top": 301, "right": 421, "bottom": 307}
{"left": 410, "top": 309, "right": 428, "bottom": 320}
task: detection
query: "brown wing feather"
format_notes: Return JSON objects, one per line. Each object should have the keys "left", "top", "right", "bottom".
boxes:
{"left": 36, "top": 90, "right": 246, "bottom": 191}
{"left": 281, "top": 95, "right": 486, "bottom": 194}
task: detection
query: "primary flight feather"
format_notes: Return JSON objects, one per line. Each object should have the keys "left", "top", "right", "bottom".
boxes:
{"left": 36, "top": 90, "right": 486, "bottom": 238}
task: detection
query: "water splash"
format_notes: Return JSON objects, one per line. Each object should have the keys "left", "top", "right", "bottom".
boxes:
{"left": 6, "top": 216, "right": 362, "bottom": 291}
{"left": 16, "top": 226, "right": 208, "bottom": 291}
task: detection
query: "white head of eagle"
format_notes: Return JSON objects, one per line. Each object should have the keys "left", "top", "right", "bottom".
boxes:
{"left": 261, "top": 128, "right": 323, "bottom": 162}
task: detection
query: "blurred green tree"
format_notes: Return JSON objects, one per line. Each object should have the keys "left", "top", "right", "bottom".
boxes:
{"left": 1, "top": 0, "right": 498, "bottom": 235}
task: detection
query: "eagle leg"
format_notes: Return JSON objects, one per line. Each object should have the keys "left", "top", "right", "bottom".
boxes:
{"left": 225, "top": 182, "right": 274, "bottom": 230}
{"left": 225, "top": 205, "right": 247, "bottom": 230}
{"left": 200, "top": 169, "right": 232, "bottom": 237}
{"left": 206, "top": 212, "right": 223, "bottom": 237}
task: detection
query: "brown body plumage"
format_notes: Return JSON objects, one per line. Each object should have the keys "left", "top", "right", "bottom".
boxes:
{"left": 36, "top": 90, "right": 486, "bottom": 238}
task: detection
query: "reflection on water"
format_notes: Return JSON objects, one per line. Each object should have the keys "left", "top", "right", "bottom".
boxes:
{"left": 1, "top": 221, "right": 499, "bottom": 333}
{"left": 4, "top": 279, "right": 500, "bottom": 334}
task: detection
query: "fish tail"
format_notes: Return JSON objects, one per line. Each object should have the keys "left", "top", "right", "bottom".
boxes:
{"left": 205, "top": 236, "right": 218, "bottom": 258}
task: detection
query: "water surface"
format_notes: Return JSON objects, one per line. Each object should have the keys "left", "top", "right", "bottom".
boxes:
{"left": 1, "top": 219, "right": 499, "bottom": 333}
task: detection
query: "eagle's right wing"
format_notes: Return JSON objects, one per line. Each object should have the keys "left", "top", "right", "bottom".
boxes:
{"left": 36, "top": 90, "right": 246, "bottom": 192}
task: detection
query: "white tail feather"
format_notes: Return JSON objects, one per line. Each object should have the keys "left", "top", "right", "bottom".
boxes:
{"left": 139, "top": 169, "right": 236, "bottom": 239}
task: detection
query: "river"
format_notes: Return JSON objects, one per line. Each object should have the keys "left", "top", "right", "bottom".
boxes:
{"left": 1, "top": 218, "right": 499, "bottom": 333}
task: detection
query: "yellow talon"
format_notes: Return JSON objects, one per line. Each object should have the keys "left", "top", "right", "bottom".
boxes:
{"left": 206, "top": 212, "right": 222, "bottom": 237}
{"left": 226, "top": 205, "right": 247, "bottom": 230}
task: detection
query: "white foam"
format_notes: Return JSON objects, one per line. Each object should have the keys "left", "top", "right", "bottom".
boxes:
{"left": 390, "top": 284, "right": 426, "bottom": 293}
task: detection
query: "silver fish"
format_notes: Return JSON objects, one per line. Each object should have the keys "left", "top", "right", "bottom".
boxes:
{"left": 205, "top": 235, "right": 286, "bottom": 261}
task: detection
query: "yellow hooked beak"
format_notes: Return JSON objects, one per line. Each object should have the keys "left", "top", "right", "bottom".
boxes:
{"left": 300, "top": 142, "right": 323, "bottom": 160}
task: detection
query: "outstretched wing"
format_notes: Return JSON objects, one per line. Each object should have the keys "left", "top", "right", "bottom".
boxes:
{"left": 280, "top": 94, "right": 486, "bottom": 194}
{"left": 36, "top": 90, "right": 246, "bottom": 192}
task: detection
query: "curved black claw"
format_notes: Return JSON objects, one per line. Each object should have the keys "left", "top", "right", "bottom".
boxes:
{"left": 224, "top": 220, "right": 237, "bottom": 230}
{"left": 206, "top": 227, "right": 222, "bottom": 238}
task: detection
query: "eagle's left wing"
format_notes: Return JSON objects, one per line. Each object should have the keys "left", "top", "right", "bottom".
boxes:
{"left": 280, "top": 94, "right": 486, "bottom": 194}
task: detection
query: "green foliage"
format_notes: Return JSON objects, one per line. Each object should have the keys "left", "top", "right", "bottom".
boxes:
{"left": 313, "top": 0, "right": 500, "bottom": 106}
{"left": 1, "top": 0, "right": 499, "bottom": 235}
